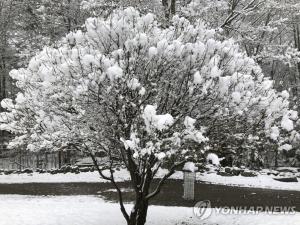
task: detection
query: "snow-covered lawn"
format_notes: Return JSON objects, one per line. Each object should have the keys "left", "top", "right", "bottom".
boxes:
{"left": 0, "top": 169, "right": 299, "bottom": 191}
{"left": 0, "top": 195, "right": 298, "bottom": 225}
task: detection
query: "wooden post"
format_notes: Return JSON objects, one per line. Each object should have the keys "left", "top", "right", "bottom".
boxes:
{"left": 183, "top": 171, "right": 195, "bottom": 200}
{"left": 183, "top": 162, "right": 197, "bottom": 200}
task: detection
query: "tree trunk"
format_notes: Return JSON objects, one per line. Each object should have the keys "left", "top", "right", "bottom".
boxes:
{"left": 127, "top": 167, "right": 152, "bottom": 225}
{"left": 170, "top": 0, "right": 176, "bottom": 15}
{"left": 128, "top": 197, "right": 149, "bottom": 225}
{"left": 293, "top": 24, "right": 300, "bottom": 101}
{"left": 274, "top": 147, "right": 278, "bottom": 168}
{"left": 162, "top": 0, "right": 170, "bottom": 19}
{"left": 161, "top": 0, "right": 176, "bottom": 20}
{"left": 58, "top": 151, "right": 62, "bottom": 168}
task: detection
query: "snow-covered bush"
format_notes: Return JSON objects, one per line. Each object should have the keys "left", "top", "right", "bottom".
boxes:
{"left": 0, "top": 7, "right": 298, "bottom": 225}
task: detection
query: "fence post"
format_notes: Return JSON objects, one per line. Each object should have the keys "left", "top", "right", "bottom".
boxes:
{"left": 183, "top": 162, "right": 198, "bottom": 200}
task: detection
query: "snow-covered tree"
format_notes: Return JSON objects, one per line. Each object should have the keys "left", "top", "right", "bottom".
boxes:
{"left": 0, "top": 8, "right": 298, "bottom": 225}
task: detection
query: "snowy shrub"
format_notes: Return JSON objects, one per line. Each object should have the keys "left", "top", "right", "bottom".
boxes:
{"left": 0, "top": 7, "right": 298, "bottom": 225}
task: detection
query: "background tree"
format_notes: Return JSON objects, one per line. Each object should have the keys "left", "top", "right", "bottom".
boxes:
{"left": 181, "top": 0, "right": 300, "bottom": 92}
{"left": 179, "top": 0, "right": 300, "bottom": 165}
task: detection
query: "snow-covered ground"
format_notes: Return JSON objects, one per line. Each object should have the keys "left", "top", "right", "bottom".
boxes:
{"left": 0, "top": 170, "right": 130, "bottom": 184}
{"left": 0, "top": 169, "right": 299, "bottom": 191}
{"left": 0, "top": 169, "right": 179, "bottom": 184}
{"left": 197, "top": 173, "right": 300, "bottom": 191}
{"left": 0, "top": 195, "right": 298, "bottom": 225}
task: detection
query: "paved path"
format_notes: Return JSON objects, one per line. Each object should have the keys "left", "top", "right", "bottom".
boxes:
{"left": 0, "top": 179, "right": 299, "bottom": 211}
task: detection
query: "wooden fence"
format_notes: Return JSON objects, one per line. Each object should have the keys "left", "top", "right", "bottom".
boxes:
{"left": 0, "top": 151, "right": 78, "bottom": 170}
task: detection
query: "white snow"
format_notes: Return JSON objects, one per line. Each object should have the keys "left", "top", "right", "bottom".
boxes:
{"left": 184, "top": 116, "right": 196, "bottom": 129}
{"left": 183, "top": 162, "right": 198, "bottom": 172}
{"left": 121, "top": 132, "right": 140, "bottom": 151}
{"left": 155, "top": 114, "right": 174, "bottom": 131}
{"left": 288, "top": 110, "right": 298, "bottom": 120}
{"left": 136, "top": 33, "right": 148, "bottom": 46}
{"left": 1, "top": 98, "right": 14, "bottom": 110}
{"left": 206, "top": 153, "right": 221, "bottom": 166}
{"left": 279, "top": 144, "right": 293, "bottom": 151}
{"left": 106, "top": 64, "right": 123, "bottom": 81}
{"left": 148, "top": 46, "right": 158, "bottom": 58}
{"left": 281, "top": 90, "right": 290, "bottom": 99}
{"left": 127, "top": 78, "right": 141, "bottom": 90}
{"left": 99, "top": 187, "right": 134, "bottom": 193}
{"left": 231, "top": 91, "right": 241, "bottom": 103}
{"left": 82, "top": 54, "right": 98, "bottom": 67}
{"left": 197, "top": 172, "right": 300, "bottom": 191}
{"left": 15, "top": 93, "right": 26, "bottom": 104}
{"left": 156, "top": 152, "right": 166, "bottom": 160}
{"left": 210, "top": 66, "right": 222, "bottom": 78}
{"left": 277, "top": 167, "right": 299, "bottom": 173}
{"left": 270, "top": 126, "right": 280, "bottom": 141}
{"left": 281, "top": 115, "right": 294, "bottom": 132}
{"left": 193, "top": 71, "right": 202, "bottom": 84}
{"left": 0, "top": 169, "right": 180, "bottom": 184}
{"left": 0, "top": 170, "right": 130, "bottom": 184}
{"left": 262, "top": 80, "right": 273, "bottom": 90}
{"left": 139, "top": 87, "right": 146, "bottom": 96}
{"left": 218, "top": 76, "right": 231, "bottom": 94}
{"left": 143, "top": 105, "right": 174, "bottom": 132}
{"left": 0, "top": 195, "right": 298, "bottom": 225}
